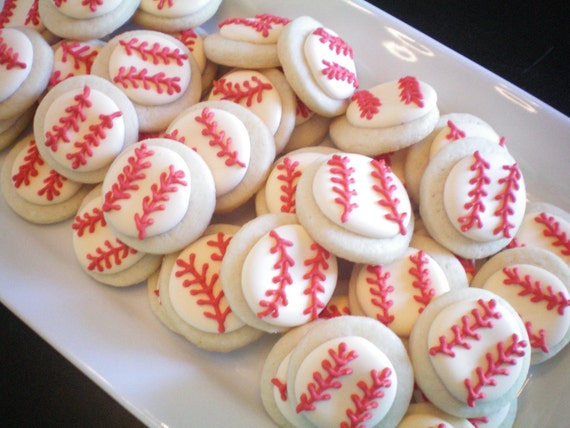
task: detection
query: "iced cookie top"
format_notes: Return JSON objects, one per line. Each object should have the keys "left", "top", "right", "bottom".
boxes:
{"left": 347, "top": 76, "right": 437, "bottom": 128}
{"left": 41, "top": 84, "right": 125, "bottom": 173}
{"left": 139, "top": 0, "right": 209, "bottom": 18}
{"left": 428, "top": 297, "right": 528, "bottom": 407}
{"left": 293, "top": 336, "right": 397, "bottom": 427}
{"left": 353, "top": 247, "right": 450, "bottom": 337}
{"left": 167, "top": 229, "right": 245, "bottom": 334}
{"left": 443, "top": 148, "right": 525, "bottom": 242}
{"left": 312, "top": 153, "right": 412, "bottom": 239}
{"left": 10, "top": 136, "right": 82, "bottom": 205}
{"left": 0, "top": 28, "right": 33, "bottom": 102}
{"left": 109, "top": 32, "right": 191, "bottom": 106}
{"left": 218, "top": 13, "right": 291, "bottom": 45}
{"left": 50, "top": 40, "right": 104, "bottom": 88}
{"left": 102, "top": 142, "right": 191, "bottom": 240}
{"left": 51, "top": 0, "right": 119, "bottom": 19}
{"left": 0, "top": 0, "right": 44, "bottom": 32}
{"left": 241, "top": 223, "right": 338, "bottom": 327}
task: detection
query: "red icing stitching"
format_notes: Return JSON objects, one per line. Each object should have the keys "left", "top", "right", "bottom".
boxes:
{"left": 302, "top": 242, "right": 331, "bottom": 320}
{"left": 319, "top": 303, "right": 350, "bottom": 319}
{"left": 458, "top": 151, "right": 490, "bottom": 233}
{"left": 320, "top": 60, "right": 359, "bottom": 88}
{"left": 534, "top": 212, "right": 570, "bottom": 256}
{"left": 456, "top": 255, "right": 477, "bottom": 278}
{"left": 0, "top": 1, "right": 17, "bottom": 28}
{"left": 271, "top": 377, "right": 288, "bottom": 402}
{"left": 492, "top": 162, "right": 522, "bottom": 238}
{"left": 12, "top": 139, "right": 44, "bottom": 188}
{"left": 25, "top": 0, "right": 40, "bottom": 26}
{"left": 429, "top": 299, "right": 502, "bottom": 357}
{"left": 219, "top": 14, "right": 291, "bottom": 38}
{"left": 464, "top": 333, "right": 527, "bottom": 407}
{"left": 37, "top": 169, "right": 67, "bottom": 201}
{"left": 502, "top": 266, "right": 570, "bottom": 315}
{"left": 45, "top": 85, "right": 92, "bottom": 152}
{"left": 524, "top": 321, "right": 549, "bottom": 353}
{"left": 398, "top": 76, "right": 424, "bottom": 107}
{"left": 50, "top": 41, "right": 100, "bottom": 86}
{"left": 154, "top": 0, "right": 174, "bottom": 9}
{"left": 257, "top": 230, "right": 295, "bottom": 319}
{"left": 409, "top": 250, "right": 436, "bottom": 313}
{"left": 0, "top": 34, "right": 27, "bottom": 70}
{"left": 276, "top": 156, "right": 302, "bottom": 213}
{"left": 211, "top": 75, "right": 273, "bottom": 107}
{"left": 175, "top": 29, "right": 198, "bottom": 52}
{"left": 351, "top": 90, "right": 381, "bottom": 120}
{"left": 119, "top": 37, "right": 188, "bottom": 66}
{"left": 66, "top": 111, "right": 123, "bottom": 169}
{"left": 82, "top": 0, "right": 104, "bottom": 13}
{"left": 113, "top": 66, "right": 182, "bottom": 95}
{"left": 296, "top": 341, "right": 358, "bottom": 413}
{"left": 366, "top": 265, "right": 395, "bottom": 325}
{"left": 327, "top": 154, "right": 358, "bottom": 223}
{"left": 194, "top": 107, "right": 246, "bottom": 168}
{"left": 373, "top": 152, "right": 393, "bottom": 168}
{"left": 468, "top": 416, "right": 490, "bottom": 428}
{"left": 341, "top": 367, "right": 392, "bottom": 428}
{"left": 371, "top": 158, "right": 407, "bottom": 235}
{"left": 86, "top": 238, "right": 137, "bottom": 272}
{"left": 313, "top": 27, "right": 354, "bottom": 58}
{"left": 72, "top": 207, "right": 106, "bottom": 237}
{"left": 296, "top": 96, "right": 312, "bottom": 119}
{"left": 162, "top": 128, "right": 186, "bottom": 144}
{"left": 174, "top": 232, "right": 233, "bottom": 333}
{"left": 102, "top": 143, "right": 154, "bottom": 212}
{"left": 446, "top": 120, "right": 466, "bottom": 141}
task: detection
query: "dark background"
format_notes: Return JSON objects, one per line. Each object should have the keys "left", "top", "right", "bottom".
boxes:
{"left": 2, "top": 1, "right": 568, "bottom": 427}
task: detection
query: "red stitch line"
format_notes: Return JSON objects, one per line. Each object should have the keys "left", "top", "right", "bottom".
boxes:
{"left": 0, "top": 0, "right": 17, "bottom": 28}
{"left": 271, "top": 377, "right": 288, "bottom": 402}
{"left": 0, "top": 34, "right": 28, "bottom": 69}
{"left": 60, "top": 40, "right": 99, "bottom": 71}
{"left": 446, "top": 120, "right": 466, "bottom": 141}
{"left": 366, "top": 264, "right": 395, "bottom": 325}
{"left": 162, "top": 128, "right": 186, "bottom": 144}
{"left": 219, "top": 14, "right": 291, "bottom": 38}
{"left": 113, "top": 66, "right": 182, "bottom": 95}
{"left": 467, "top": 416, "right": 490, "bottom": 428}
{"left": 320, "top": 60, "right": 359, "bottom": 88}
{"left": 524, "top": 321, "right": 549, "bottom": 353}
{"left": 207, "top": 232, "right": 233, "bottom": 262}
{"left": 458, "top": 150, "right": 491, "bottom": 233}
{"left": 12, "top": 139, "right": 44, "bottom": 188}
{"left": 371, "top": 158, "right": 407, "bottom": 235}
{"left": 174, "top": 28, "right": 198, "bottom": 52}
{"left": 397, "top": 76, "right": 424, "bottom": 107}
{"left": 302, "top": 242, "right": 331, "bottom": 320}
{"left": 119, "top": 37, "right": 188, "bottom": 66}
{"left": 296, "top": 95, "right": 312, "bottom": 119}
{"left": 211, "top": 75, "right": 273, "bottom": 107}
{"left": 37, "top": 169, "right": 67, "bottom": 201}
{"left": 296, "top": 342, "right": 358, "bottom": 413}
{"left": 313, "top": 27, "right": 354, "bottom": 58}
{"left": 534, "top": 212, "right": 570, "bottom": 256}
{"left": 327, "top": 154, "right": 358, "bottom": 223}
{"left": 257, "top": 229, "right": 295, "bottom": 319}
{"left": 25, "top": 0, "right": 40, "bottom": 26}
{"left": 493, "top": 162, "right": 522, "bottom": 238}
{"left": 72, "top": 207, "right": 106, "bottom": 237}
{"left": 86, "top": 238, "right": 138, "bottom": 272}
{"left": 276, "top": 156, "right": 302, "bottom": 213}
{"left": 154, "top": 0, "right": 174, "bottom": 9}
{"left": 456, "top": 255, "right": 477, "bottom": 278}
{"left": 319, "top": 303, "right": 350, "bottom": 319}
{"left": 352, "top": 90, "right": 381, "bottom": 120}
{"left": 341, "top": 367, "right": 392, "bottom": 428}
{"left": 409, "top": 250, "right": 436, "bottom": 313}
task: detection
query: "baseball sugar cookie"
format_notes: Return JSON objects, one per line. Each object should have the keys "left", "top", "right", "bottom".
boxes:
{"left": 133, "top": 0, "right": 223, "bottom": 32}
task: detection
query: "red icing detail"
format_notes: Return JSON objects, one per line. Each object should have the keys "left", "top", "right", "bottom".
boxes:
{"left": 133, "top": 163, "right": 187, "bottom": 240}
{"left": 456, "top": 255, "right": 477, "bottom": 277}
{"left": 66, "top": 110, "right": 123, "bottom": 169}
{"left": 175, "top": 29, "right": 198, "bottom": 52}
{"left": 506, "top": 237, "right": 525, "bottom": 249}
{"left": 499, "top": 136, "right": 507, "bottom": 147}
{"left": 271, "top": 377, "right": 288, "bottom": 402}
{"left": 0, "top": 1, "right": 17, "bottom": 28}
{"left": 86, "top": 238, "right": 137, "bottom": 272}
{"left": 81, "top": 0, "right": 104, "bottom": 13}
{"left": 0, "top": 34, "right": 28, "bottom": 70}
{"left": 468, "top": 416, "right": 490, "bottom": 428}
{"left": 429, "top": 299, "right": 502, "bottom": 357}
{"left": 38, "top": 169, "right": 67, "bottom": 201}
{"left": 162, "top": 128, "right": 186, "bottom": 144}
{"left": 458, "top": 151, "right": 491, "bottom": 233}
{"left": 446, "top": 120, "right": 466, "bottom": 141}
{"left": 257, "top": 229, "right": 295, "bottom": 319}
{"left": 119, "top": 37, "right": 188, "bottom": 66}
{"left": 366, "top": 264, "right": 394, "bottom": 325}
{"left": 492, "top": 163, "right": 522, "bottom": 238}
{"left": 102, "top": 143, "right": 154, "bottom": 212}
{"left": 154, "top": 0, "right": 174, "bottom": 9}
{"left": 296, "top": 341, "right": 358, "bottom": 413}
{"left": 302, "top": 243, "right": 331, "bottom": 320}
{"left": 464, "top": 333, "right": 526, "bottom": 407}
{"left": 219, "top": 14, "right": 291, "bottom": 38}
{"left": 409, "top": 250, "right": 436, "bottom": 313}
{"left": 341, "top": 367, "right": 392, "bottom": 428}
{"left": 296, "top": 96, "right": 312, "bottom": 119}
{"left": 373, "top": 152, "right": 393, "bottom": 168}
{"left": 25, "top": 0, "right": 40, "bottom": 26}
{"left": 72, "top": 207, "right": 106, "bottom": 237}
{"left": 327, "top": 154, "right": 358, "bottom": 223}
{"left": 52, "top": 40, "right": 99, "bottom": 86}
{"left": 276, "top": 156, "right": 302, "bottom": 213}
{"left": 174, "top": 232, "right": 233, "bottom": 333}
{"left": 113, "top": 66, "right": 183, "bottom": 95}
{"left": 351, "top": 90, "right": 381, "bottom": 120}
{"left": 319, "top": 303, "right": 351, "bottom": 319}
{"left": 194, "top": 107, "right": 246, "bottom": 168}
{"left": 397, "top": 76, "right": 424, "bottom": 107}
{"left": 371, "top": 158, "right": 407, "bottom": 235}
{"left": 320, "top": 60, "right": 359, "bottom": 88}
{"left": 211, "top": 75, "right": 273, "bottom": 107}
{"left": 12, "top": 139, "right": 44, "bottom": 188}
{"left": 502, "top": 266, "right": 570, "bottom": 315}
{"left": 45, "top": 85, "right": 93, "bottom": 152}
{"left": 313, "top": 27, "right": 354, "bottom": 58}
{"left": 534, "top": 212, "right": 570, "bottom": 256}
{"left": 525, "top": 320, "right": 549, "bottom": 353}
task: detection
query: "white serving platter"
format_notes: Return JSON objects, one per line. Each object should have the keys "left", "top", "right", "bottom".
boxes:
{"left": 1, "top": 1, "right": 569, "bottom": 427}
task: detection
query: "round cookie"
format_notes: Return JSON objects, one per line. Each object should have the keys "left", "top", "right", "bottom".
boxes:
{"left": 204, "top": 13, "right": 291, "bottom": 69}
{"left": 0, "top": 26, "right": 53, "bottom": 121}
{"left": 398, "top": 402, "right": 473, "bottom": 428}
{"left": 91, "top": 29, "right": 202, "bottom": 132}
{"left": 419, "top": 137, "right": 526, "bottom": 259}
{"left": 286, "top": 315, "right": 414, "bottom": 428}
{"left": 1, "top": 132, "right": 90, "bottom": 224}
{"left": 147, "top": 268, "right": 179, "bottom": 333}
{"left": 409, "top": 287, "right": 530, "bottom": 418}
{"left": 49, "top": 39, "right": 105, "bottom": 88}
{"left": 33, "top": 74, "right": 139, "bottom": 184}
{"left": 164, "top": 100, "right": 275, "bottom": 214}
{"left": 133, "top": 0, "right": 223, "bottom": 32}
{"left": 277, "top": 15, "right": 359, "bottom": 117}
{"left": 38, "top": 0, "right": 139, "bottom": 41}
{"left": 157, "top": 223, "right": 265, "bottom": 352}
{"left": 329, "top": 77, "right": 440, "bottom": 156}
{"left": 295, "top": 151, "right": 414, "bottom": 265}
{"left": 220, "top": 213, "right": 339, "bottom": 334}
{"left": 71, "top": 185, "right": 162, "bottom": 287}
{"left": 471, "top": 247, "right": 570, "bottom": 365}
{"left": 101, "top": 138, "right": 216, "bottom": 255}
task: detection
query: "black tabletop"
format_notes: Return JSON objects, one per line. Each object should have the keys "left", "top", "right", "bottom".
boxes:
{"left": 2, "top": 1, "right": 568, "bottom": 427}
